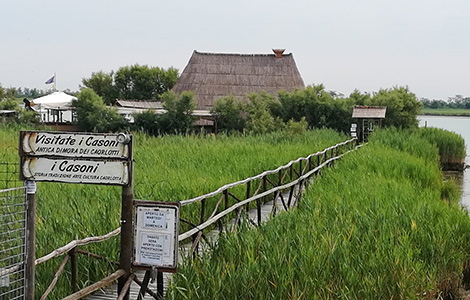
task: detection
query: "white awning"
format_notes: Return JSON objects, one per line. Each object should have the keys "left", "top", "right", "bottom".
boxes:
{"left": 30, "top": 92, "right": 77, "bottom": 110}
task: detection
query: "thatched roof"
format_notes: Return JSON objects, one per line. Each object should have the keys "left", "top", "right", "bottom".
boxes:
{"left": 352, "top": 106, "right": 387, "bottom": 119}
{"left": 172, "top": 50, "right": 305, "bottom": 110}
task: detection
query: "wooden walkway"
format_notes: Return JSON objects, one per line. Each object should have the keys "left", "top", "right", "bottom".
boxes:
{"left": 88, "top": 190, "right": 299, "bottom": 300}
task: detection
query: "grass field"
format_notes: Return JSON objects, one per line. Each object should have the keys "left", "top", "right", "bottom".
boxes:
{"left": 0, "top": 124, "right": 346, "bottom": 299}
{"left": 167, "top": 128, "right": 470, "bottom": 299}
{"left": 421, "top": 108, "right": 470, "bottom": 116}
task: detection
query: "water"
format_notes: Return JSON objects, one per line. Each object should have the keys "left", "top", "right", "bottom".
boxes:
{"left": 418, "top": 115, "right": 470, "bottom": 208}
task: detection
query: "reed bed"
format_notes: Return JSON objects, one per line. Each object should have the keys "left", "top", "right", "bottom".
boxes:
{"left": 0, "top": 124, "right": 345, "bottom": 299}
{"left": 168, "top": 129, "right": 470, "bottom": 299}
{"left": 418, "top": 127, "right": 466, "bottom": 167}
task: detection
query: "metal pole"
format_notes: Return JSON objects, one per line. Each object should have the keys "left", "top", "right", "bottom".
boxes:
{"left": 157, "top": 271, "right": 164, "bottom": 298}
{"left": 25, "top": 180, "right": 37, "bottom": 300}
{"left": 118, "top": 138, "right": 134, "bottom": 300}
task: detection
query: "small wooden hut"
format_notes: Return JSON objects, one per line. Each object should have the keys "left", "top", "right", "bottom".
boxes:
{"left": 351, "top": 106, "right": 387, "bottom": 142}
{"left": 172, "top": 49, "right": 305, "bottom": 110}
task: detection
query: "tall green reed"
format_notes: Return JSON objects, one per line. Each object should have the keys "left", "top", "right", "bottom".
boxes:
{"left": 168, "top": 129, "right": 470, "bottom": 299}
{"left": 0, "top": 125, "right": 346, "bottom": 299}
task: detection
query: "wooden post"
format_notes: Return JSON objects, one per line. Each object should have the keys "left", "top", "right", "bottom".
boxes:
{"left": 224, "top": 189, "right": 229, "bottom": 211}
{"left": 194, "top": 198, "right": 205, "bottom": 254}
{"left": 245, "top": 181, "right": 251, "bottom": 214}
{"left": 25, "top": 180, "right": 36, "bottom": 300}
{"left": 70, "top": 247, "right": 78, "bottom": 293}
{"left": 118, "top": 138, "right": 134, "bottom": 300}
{"left": 258, "top": 177, "right": 266, "bottom": 225}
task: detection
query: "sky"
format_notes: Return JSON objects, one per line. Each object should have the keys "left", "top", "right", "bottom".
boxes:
{"left": 1, "top": 0, "right": 469, "bottom": 100}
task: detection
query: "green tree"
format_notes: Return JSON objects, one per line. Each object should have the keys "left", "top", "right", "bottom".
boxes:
{"left": 82, "top": 65, "right": 179, "bottom": 104}
{"left": 245, "top": 93, "right": 276, "bottom": 134}
{"left": 285, "top": 117, "right": 308, "bottom": 135}
{"left": 0, "top": 98, "right": 17, "bottom": 110}
{"left": 81, "top": 71, "right": 117, "bottom": 105}
{"left": 159, "top": 91, "right": 196, "bottom": 134}
{"left": 73, "top": 88, "right": 127, "bottom": 132}
{"left": 114, "top": 64, "right": 178, "bottom": 100}
{"left": 133, "top": 110, "right": 161, "bottom": 135}
{"left": 211, "top": 95, "right": 247, "bottom": 133}
{"left": 370, "top": 87, "right": 422, "bottom": 128}
{"left": 0, "top": 84, "right": 5, "bottom": 99}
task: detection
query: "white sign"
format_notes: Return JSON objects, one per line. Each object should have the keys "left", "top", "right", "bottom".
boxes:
{"left": 134, "top": 204, "right": 179, "bottom": 269}
{"left": 0, "top": 268, "right": 10, "bottom": 287}
{"left": 21, "top": 131, "right": 129, "bottom": 159}
{"left": 22, "top": 157, "right": 129, "bottom": 185}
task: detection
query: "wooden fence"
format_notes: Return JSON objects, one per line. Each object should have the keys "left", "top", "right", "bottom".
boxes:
{"left": 31, "top": 138, "right": 359, "bottom": 299}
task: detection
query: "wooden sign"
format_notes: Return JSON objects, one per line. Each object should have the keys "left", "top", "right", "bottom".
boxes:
{"left": 20, "top": 131, "right": 129, "bottom": 159}
{"left": 21, "top": 157, "right": 129, "bottom": 185}
{"left": 19, "top": 130, "right": 132, "bottom": 186}
{"left": 133, "top": 202, "right": 180, "bottom": 271}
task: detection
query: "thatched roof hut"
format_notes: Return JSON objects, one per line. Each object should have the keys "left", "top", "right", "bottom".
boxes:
{"left": 172, "top": 49, "right": 305, "bottom": 110}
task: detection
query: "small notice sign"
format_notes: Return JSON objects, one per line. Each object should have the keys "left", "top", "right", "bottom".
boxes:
{"left": 133, "top": 202, "right": 180, "bottom": 271}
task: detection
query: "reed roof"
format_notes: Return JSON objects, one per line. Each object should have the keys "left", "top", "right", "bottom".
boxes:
{"left": 172, "top": 50, "right": 305, "bottom": 110}
{"left": 352, "top": 106, "right": 387, "bottom": 119}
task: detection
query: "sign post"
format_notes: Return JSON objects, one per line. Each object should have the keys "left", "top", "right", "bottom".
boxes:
{"left": 133, "top": 201, "right": 180, "bottom": 297}
{"left": 18, "top": 130, "right": 134, "bottom": 299}
{"left": 118, "top": 138, "right": 133, "bottom": 300}
{"left": 25, "top": 180, "right": 36, "bottom": 300}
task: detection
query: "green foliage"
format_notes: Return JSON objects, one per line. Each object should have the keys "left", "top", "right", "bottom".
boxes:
{"left": 81, "top": 71, "right": 116, "bottom": 105}
{"left": 0, "top": 98, "right": 18, "bottom": 110}
{"left": 133, "top": 110, "right": 161, "bottom": 135}
{"left": 211, "top": 95, "right": 247, "bottom": 133}
{"left": 161, "top": 91, "right": 196, "bottom": 133}
{"left": 16, "top": 109, "right": 40, "bottom": 124}
{"left": 133, "top": 91, "right": 196, "bottom": 135}
{"left": 418, "top": 127, "right": 466, "bottom": 165}
{"left": 81, "top": 65, "right": 179, "bottom": 104}
{"left": 211, "top": 85, "right": 422, "bottom": 134}
{"left": 0, "top": 97, "right": 40, "bottom": 125}
{"left": 168, "top": 129, "right": 470, "bottom": 299}
{"left": 73, "top": 88, "right": 127, "bottom": 132}
{"left": 245, "top": 93, "right": 277, "bottom": 134}
{"left": 370, "top": 86, "right": 422, "bottom": 128}
{"left": 276, "top": 85, "right": 352, "bottom": 132}
{"left": 421, "top": 95, "right": 470, "bottom": 110}
{"left": 285, "top": 117, "right": 308, "bottom": 135}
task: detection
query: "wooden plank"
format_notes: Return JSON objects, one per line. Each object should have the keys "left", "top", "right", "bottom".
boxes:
{"left": 63, "top": 269, "right": 125, "bottom": 300}
{"left": 40, "top": 254, "right": 69, "bottom": 300}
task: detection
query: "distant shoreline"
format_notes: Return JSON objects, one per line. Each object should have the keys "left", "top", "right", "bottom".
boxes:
{"left": 420, "top": 108, "right": 470, "bottom": 117}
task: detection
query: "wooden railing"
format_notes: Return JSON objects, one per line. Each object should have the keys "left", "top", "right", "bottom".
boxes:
{"left": 35, "top": 138, "right": 359, "bottom": 299}
{"left": 34, "top": 228, "right": 121, "bottom": 300}
{"left": 176, "top": 138, "right": 359, "bottom": 255}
